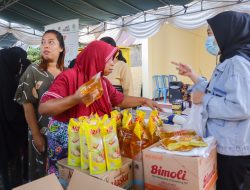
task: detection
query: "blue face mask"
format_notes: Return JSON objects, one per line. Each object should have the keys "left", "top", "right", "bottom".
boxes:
{"left": 205, "top": 36, "right": 220, "bottom": 56}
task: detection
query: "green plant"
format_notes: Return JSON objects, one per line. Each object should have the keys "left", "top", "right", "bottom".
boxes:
{"left": 27, "top": 47, "right": 40, "bottom": 64}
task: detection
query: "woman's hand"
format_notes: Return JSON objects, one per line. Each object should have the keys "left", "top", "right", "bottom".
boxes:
{"left": 171, "top": 61, "right": 199, "bottom": 83}
{"left": 143, "top": 98, "right": 163, "bottom": 111}
{"left": 73, "top": 87, "right": 87, "bottom": 103}
{"left": 192, "top": 91, "right": 205, "bottom": 104}
{"left": 74, "top": 88, "right": 100, "bottom": 106}
{"left": 81, "top": 89, "right": 100, "bottom": 106}
{"left": 171, "top": 61, "right": 193, "bottom": 76}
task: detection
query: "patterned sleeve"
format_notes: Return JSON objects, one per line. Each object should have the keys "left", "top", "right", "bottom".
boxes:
{"left": 15, "top": 64, "right": 38, "bottom": 105}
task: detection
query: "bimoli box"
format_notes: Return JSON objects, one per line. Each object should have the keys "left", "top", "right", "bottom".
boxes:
{"left": 57, "top": 157, "right": 133, "bottom": 190}
{"left": 143, "top": 143, "right": 217, "bottom": 190}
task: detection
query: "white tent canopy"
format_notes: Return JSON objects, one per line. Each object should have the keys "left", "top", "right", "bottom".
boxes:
{"left": 0, "top": 19, "right": 42, "bottom": 45}
{"left": 79, "top": 0, "right": 250, "bottom": 45}
{"left": 1, "top": 0, "right": 250, "bottom": 46}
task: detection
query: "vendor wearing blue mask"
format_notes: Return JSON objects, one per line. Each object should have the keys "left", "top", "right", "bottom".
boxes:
{"left": 172, "top": 11, "right": 250, "bottom": 190}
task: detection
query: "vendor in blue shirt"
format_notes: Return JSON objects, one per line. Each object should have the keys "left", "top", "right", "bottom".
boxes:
{"left": 172, "top": 11, "right": 250, "bottom": 190}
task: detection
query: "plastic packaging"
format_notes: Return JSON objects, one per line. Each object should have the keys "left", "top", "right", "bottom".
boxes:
{"left": 150, "top": 136, "right": 215, "bottom": 157}
{"left": 68, "top": 118, "right": 81, "bottom": 167}
{"left": 160, "top": 134, "right": 207, "bottom": 151}
{"left": 183, "top": 104, "right": 205, "bottom": 137}
{"left": 111, "top": 110, "right": 122, "bottom": 128}
{"left": 102, "top": 118, "right": 122, "bottom": 171}
{"left": 148, "top": 110, "right": 162, "bottom": 144}
{"left": 79, "top": 72, "right": 103, "bottom": 107}
{"left": 130, "top": 110, "right": 150, "bottom": 160}
{"left": 85, "top": 118, "right": 106, "bottom": 175}
{"left": 79, "top": 120, "right": 89, "bottom": 170}
{"left": 119, "top": 110, "right": 134, "bottom": 158}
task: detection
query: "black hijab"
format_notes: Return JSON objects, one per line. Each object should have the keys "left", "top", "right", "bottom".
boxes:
{"left": 207, "top": 11, "right": 250, "bottom": 62}
{"left": 0, "top": 47, "right": 30, "bottom": 120}
{"left": 0, "top": 47, "right": 30, "bottom": 160}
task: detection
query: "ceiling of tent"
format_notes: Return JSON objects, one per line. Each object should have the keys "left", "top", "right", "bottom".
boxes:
{"left": 0, "top": 0, "right": 193, "bottom": 31}
{"left": 1, "top": 0, "right": 249, "bottom": 48}
{"left": 0, "top": 33, "right": 17, "bottom": 48}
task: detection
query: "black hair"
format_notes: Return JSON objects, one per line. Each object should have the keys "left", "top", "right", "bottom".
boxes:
{"left": 100, "top": 37, "right": 127, "bottom": 63}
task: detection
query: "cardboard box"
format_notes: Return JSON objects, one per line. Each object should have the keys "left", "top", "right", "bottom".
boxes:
{"left": 133, "top": 160, "right": 145, "bottom": 190}
{"left": 12, "top": 174, "right": 63, "bottom": 190}
{"left": 57, "top": 157, "right": 133, "bottom": 190}
{"left": 12, "top": 171, "right": 126, "bottom": 190}
{"left": 13, "top": 158, "right": 132, "bottom": 190}
{"left": 143, "top": 143, "right": 217, "bottom": 190}
{"left": 67, "top": 170, "right": 124, "bottom": 190}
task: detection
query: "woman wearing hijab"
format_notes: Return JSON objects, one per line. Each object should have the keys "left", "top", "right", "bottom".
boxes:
{"left": 173, "top": 11, "right": 250, "bottom": 190}
{"left": 39, "top": 40, "right": 161, "bottom": 175}
{"left": 100, "top": 37, "right": 134, "bottom": 96}
{"left": 15, "top": 30, "right": 65, "bottom": 181}
{"left": 0, "top": 47, "right": 30, "bottom": 190}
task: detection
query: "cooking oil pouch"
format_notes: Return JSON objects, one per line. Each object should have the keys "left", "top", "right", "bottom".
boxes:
{"left": 79, "top": 121, "right": 89, "bottom": 170}
{"left": 160, "top": 135, "right": 207, "bottom": 151}
{"left": 103, "top": 118, "right": 122, "bottom": 171}
{"left": 118, "top": 110, "right": 133, "bottom": 158}
{"left": 134, "top": 110, "right": 148, "bottom": 140}
{"left": 130, "top": 121, "right": 150, "bottom": 160}
{"left": 134, "top": 110, "right": 146, "bottom": 124}
{"left": 119, "top": 128, "right": 133, "bottom": 158}
{"left": 79, "top": 72, "right": 103, "bottom": 107}
{"left": 85, "top": 119, "right": 106, "bottom": 175}
{"left": 130, "top": 110, "right": 151, "bottom": 160}
{"left": 133, "top": 121, "right": 143, "bottom": 141}
{"left": 111, "top": 110, "right": 122, "bottom": 128}
{"left": 122, "top": 109, "right": 128, "bottom": 127}
{"left": 122, "top": 111, "right": 134, "bottom": 131}
{"left": 68, "top": 118, "right": 81, "bottom": 167}
{"left": 148, "top": 110, "right": 162, "bottom": 143}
